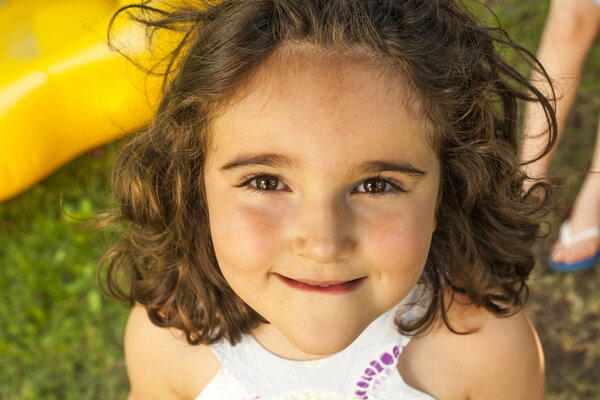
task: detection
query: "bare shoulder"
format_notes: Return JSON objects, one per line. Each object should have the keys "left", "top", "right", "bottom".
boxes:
{"left": 125, "top": 304, "right": 221, "bottom": 400}
{"left": 398, "top": 298, "right": 545, "bottom": 400}
{"left": 452, "top": 306, "right": 545, "bottom": 399}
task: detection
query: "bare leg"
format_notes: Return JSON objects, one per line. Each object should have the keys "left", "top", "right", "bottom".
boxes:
{"left": 521, "top": 0, "right": 600, "bottom": 181}
{"left": 551, "top": 115, "right": 600, "bottom": 264}
{"left": 520, "top": 0, "right": 600, "bottom": 267}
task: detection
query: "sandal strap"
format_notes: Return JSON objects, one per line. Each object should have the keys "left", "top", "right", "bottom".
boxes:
{"left": 560, "top": 221, "right": 600, "bottom": 248}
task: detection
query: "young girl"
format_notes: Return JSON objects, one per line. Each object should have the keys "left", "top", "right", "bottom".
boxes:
{"left": 100, "top": 0, "right": 555, "bottom": 398}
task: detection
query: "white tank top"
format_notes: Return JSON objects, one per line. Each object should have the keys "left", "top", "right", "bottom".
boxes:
{"left": 195, "top": 294, "right": 436, "bottom": 400}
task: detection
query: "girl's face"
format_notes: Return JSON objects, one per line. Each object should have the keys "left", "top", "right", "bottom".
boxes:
{"left": 204, "top": 50, "right": 440, "bottom": 358}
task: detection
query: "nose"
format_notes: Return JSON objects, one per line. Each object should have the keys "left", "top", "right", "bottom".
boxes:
{"left": 292, "top": 196, "right": 357, "bottom": 263}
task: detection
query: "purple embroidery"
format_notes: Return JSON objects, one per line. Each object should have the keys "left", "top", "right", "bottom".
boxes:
{"left": 380, "top": 352, "right": 394, "bottom": 365}
{"left": 354, "top": 345, "right": 402, "bottom": 400}
{"left": 370, "top": 360, "right": 384, "bottom": 373}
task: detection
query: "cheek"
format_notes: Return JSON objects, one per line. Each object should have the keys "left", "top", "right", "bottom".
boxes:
{"left": 210, "top": 201, "right": 285, "bottom": 276}
{"left": 364, "top": 203, "right": 435, "bottom": 275}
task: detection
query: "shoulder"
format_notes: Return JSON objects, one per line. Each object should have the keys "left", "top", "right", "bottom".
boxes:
{"left": 398, "top": 296, "right": 544, "bottom": 400}
{"left": 125, "top": 304, "right": 221, "bottom": 400}
{"left": 449, "top": 306, "right": 545, "bottom": 400}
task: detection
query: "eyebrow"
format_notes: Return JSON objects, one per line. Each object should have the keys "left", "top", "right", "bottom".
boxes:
{"left": 354, "top": 160, "right": 427, "bottom": 177}
{"left": 219, "top": 153, "right": 295, "bottom": 170}
{"left": 219, "top": 153, "right": 427, "bottom": 177}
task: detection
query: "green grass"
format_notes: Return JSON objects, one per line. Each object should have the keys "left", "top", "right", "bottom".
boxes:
{"left": 0, "top": 143, "right": 129, "bottom": 399}
{"left": 1, "top": 0, "right": 600, "bottom": 398}
{"left": 494, "top": 1, "right": 600, "bottom": 398}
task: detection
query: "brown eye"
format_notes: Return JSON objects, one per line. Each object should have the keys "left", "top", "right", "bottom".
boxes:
{"left": 362, "top": 178, "right": 388, "bottom": 193}
{"left": 354, "top": 178, "right": 402, "bottom": 195}
{"left": 254, "top": 175, "right": 281, "bottom": 191}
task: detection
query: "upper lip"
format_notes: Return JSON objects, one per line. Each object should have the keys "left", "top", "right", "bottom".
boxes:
{"left": 275, "top": 274, "right": 365, "bottom": 286}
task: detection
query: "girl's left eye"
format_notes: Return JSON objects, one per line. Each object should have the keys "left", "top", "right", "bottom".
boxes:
{"left": 240, "top": 175, "right": 288, "bottom": 191}
{"left": 353, "top": 178, "right": 403, "bottom": 194}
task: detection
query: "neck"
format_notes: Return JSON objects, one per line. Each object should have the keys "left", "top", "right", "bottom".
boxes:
{"left": 250, "top": 323, "right": 331, "bottom": 361}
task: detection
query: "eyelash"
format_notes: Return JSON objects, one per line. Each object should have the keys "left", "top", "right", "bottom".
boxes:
{"left": 235, "top": 173, "right": 407, "bottom": 196}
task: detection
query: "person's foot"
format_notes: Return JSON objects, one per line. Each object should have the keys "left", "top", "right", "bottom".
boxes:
{"left": 550, "top": 174, "right": 600, "bottom": 269}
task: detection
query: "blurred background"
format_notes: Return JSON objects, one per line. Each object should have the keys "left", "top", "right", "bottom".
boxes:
{"left": 0, "top": 0, "right": 599, "bottom": 398}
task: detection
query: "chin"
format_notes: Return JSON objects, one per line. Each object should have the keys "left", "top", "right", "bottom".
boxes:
{"left": 286, "top": 321, "right": 366, "bottom": 357}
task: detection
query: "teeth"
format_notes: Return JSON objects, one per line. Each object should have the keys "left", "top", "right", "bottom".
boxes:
{"left": 310, "top": 284, "right": 332, "bottom": 288}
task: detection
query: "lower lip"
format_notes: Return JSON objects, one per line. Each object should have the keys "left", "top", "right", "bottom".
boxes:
{"left": 276, "top": 274, "right": 366, "bottom": 294}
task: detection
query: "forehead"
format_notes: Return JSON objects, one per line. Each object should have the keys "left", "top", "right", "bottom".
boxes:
{"left": 207, "top": 46, "right": 438, "bottom": 169}
{"left": 231, "top": 45, "right": 426, "bottom": 121}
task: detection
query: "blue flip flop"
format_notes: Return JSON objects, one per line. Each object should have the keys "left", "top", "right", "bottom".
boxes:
{"left": 548, "top": 221, "right": 600, "bottom": 272}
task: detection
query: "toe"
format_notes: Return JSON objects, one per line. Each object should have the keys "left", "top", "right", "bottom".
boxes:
{"left": 550, "top": 238, "right": 600, "bottom": 265}
{"left": 563, "top": 240, "right": 600, "bottom": 264}
{"left": 550, "top": 244, "right": 567, "bottom": 264}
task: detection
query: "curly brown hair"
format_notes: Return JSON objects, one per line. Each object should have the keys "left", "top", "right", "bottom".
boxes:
{"left": 99, "top": 0, "right": 556, "bottom": 345}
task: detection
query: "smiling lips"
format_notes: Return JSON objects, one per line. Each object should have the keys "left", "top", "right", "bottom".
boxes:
{"left": 275, "top": 274, "right": 366, "bottom": 294}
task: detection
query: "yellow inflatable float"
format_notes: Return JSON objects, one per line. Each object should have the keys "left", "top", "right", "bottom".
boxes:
{"left": 0, "top": 0, "right": 163, "bottom": 202}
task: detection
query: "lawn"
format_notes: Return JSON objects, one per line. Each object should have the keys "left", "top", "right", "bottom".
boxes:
{"left": 1, "top": 0, "right": 599, "bottom": 398}
{"left": 0, "top": 144, "right": 129, "bottom": 400}
{"left": 493, "top": 0, "right": 600, "bottom": 398}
